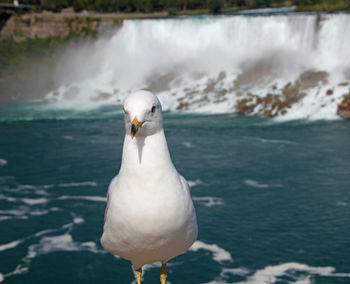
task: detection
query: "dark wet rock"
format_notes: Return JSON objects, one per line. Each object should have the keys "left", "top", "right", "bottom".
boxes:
{"left": 217, "top": 89, "right": 227, "bottom": 97}
{"left": 191, "top": 95, "right": 209, "bottom": 105}
{"left": 176, "top": 102, "right": 189, "bottom": 110}
{"left": 203, "top": 79, "right": 216, "bottom": 93}
{"left": 213, "top": 98, "right": 227, "bottom": 103}
{"left": 326, "top": 89, "right": 333, "bottom": 96}
{"left": 185, "top": 90, "right": 199, "bottom": 99}
{"left": 236, "top": 96, "right": 256, "bottom": 115}
{"left": 235, "top": 86, "right": 307, "bottom": 117}
{"left": 235, "top": 70, "right": 328, "bottom": 117}
{"left": 203, "top": 71, "right": 227, "bottom": 94}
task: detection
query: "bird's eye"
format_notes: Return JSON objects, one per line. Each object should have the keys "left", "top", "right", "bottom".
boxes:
{"left": 151, "top": 106, "right": 156, "bottom": 113}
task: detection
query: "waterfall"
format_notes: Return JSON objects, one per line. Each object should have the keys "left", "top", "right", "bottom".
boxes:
{"left": 46, "top": 13, "right": 350, "bottom": 120}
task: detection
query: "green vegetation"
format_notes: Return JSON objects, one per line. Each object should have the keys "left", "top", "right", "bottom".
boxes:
{"left": 297, "top": 0, "right": 350, "bottom": 12}
{"left": 0, "top": 32, "right": 92, "bottom": 78}
{"left": 10, "top": 0, "right": 350, "bottom": 16}
{"left": 4, "top": 0, "right": 350, "bottom": 14}
{"left": 13, "top": 0, "right": 295, "bottom": 14}
{"left": 11, "top": 0, "right": 350, "bottom": 15}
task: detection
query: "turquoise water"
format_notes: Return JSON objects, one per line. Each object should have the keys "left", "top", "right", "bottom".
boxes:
{"left": 1, "top": 105, "right": 350, "bottom": 283}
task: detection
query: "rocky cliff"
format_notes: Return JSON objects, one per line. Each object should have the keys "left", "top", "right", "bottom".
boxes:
{"left": 0, "top": 10, "right": 121, "bottom": 41}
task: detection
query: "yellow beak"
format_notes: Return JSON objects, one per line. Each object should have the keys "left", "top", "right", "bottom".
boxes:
{"left": 131, "top": 117, "right": 143, "bottom": 138}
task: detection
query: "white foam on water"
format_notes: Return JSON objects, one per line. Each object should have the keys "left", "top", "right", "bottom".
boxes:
{"left": 6, "top": 233, "right": 103, "bottom": 280}
{"left": 73, "top": 217, "right": 85, "bottom": 224}
{"left": 21, "top": 198, "right": 48, "bottom": 205}
{"left": 42, "top": 184, "right": 54, "bottom": 189}
{"left": 63, "top": 135, "right": 74, "bottom": 140}
{"left": 193, "top": 196, "right": 223, "bottom": 207}
{"left": 0, "top": 181, "right": 58, "bottom": 222}
{"left": 293, "top": 277, "right": 311, "bottom": 284}
{"left": 0, "top": 159, "right": 7, "bottom": 167}
{"left": 0, "top": 181, "right": 50, "bottom": 195}
{"left": 188, "top": 179, "right": 203, "bottom": 188}
{"left": 38, "top": 233, "right": 81, "bottom": 253}
{"left": 0, "top": 207, "right": 61, "bottom": 222}
{"left": 223, "top": 268, "right": 250, "bottom": 277}
{"left": 251, "top": 137, "right": 296, "bottom": 145}
{"left": 0, "top": 215, "right": 104, "bottom": 282}
{"left": 0, "top": 240, "right": 22, "bottom": 252}
{"left": 81, "top": 241, "right": 97, "bottom": 249}
{"left": 0, "top": 216, "right": 12, "bottom": 221}
{"left": 189, "top": 240, "right": 232, "bottom": 263}
{"left": 0, "top": 208, "right": 27, "bottom": 216}
{"left": 183, "top": 141, "right": 193, "bottom": 148}
{"left": 34, "top": 228, "right": 60, "bottom": 238}
{"left": 58, "top": 195, "right": 107, "bottom": 202}
{"left": 205, "top": 267, "right": 250, "bottom": 284}
{"left": 29, "top": 210, "right": 49, "bottom": 216}
{"left": 0, "top": 215, "right": 28, "bottom": 221}
{"left": 0, "top": 215, "right": 24, "bottom": 221}
{"left": 0, "top": 216, "right": 81, "bottom": 253}
{"left": 336, "top": 201, "right": 348, "bottom": 207}
{"left": 30, "top": 233, "right": 104, "bottom": 257}
{"left": 0, "top": 194, "right": 16, "bottom": 202}
{"left": 244, "top": 262, "right": 336, "bottom": 284}
{"left": 206, "top": 262, "right": 350, "bottom": 284}
{"left": 332, "top": 272, "right": 350, "bottom": 277}
{"left": 58, "top": 181, "right": 97, "bottom": 187}
{"left": 244, "top": 179, "right": 270, "bottom": 188}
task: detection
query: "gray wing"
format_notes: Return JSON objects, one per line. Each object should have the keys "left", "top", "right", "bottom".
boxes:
{"left": 104, "top": 175, "right": 118, "bottom": 225}
{"left": 179, "top": 174, "right": 191, "bottom": 193}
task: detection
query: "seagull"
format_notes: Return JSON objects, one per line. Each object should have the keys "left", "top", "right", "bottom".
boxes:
{"left": 101, "top": 90, "right": 198, "bottom": 284}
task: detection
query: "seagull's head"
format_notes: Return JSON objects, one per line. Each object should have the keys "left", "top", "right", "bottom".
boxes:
{"left": 122, "top": 90, "right": 163, "bottom": 139}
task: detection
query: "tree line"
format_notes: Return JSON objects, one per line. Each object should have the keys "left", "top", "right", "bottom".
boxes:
{"left": 10, "top": 0, "right": 297, "bottom": 13}
{"left": 4, "top": 0, "right": 350, "bottom": 14}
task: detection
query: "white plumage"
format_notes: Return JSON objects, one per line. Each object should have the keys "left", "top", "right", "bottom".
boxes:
{"left": 101, "top": 90, "right": 198, "bottom": 283}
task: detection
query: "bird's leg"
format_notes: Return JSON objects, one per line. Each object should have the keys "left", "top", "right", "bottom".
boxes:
{"left": 160, "top": 263, "right": 167, "bottom": 284}
{"left": 134, "top": 267, "right": 142, "bottom": 284}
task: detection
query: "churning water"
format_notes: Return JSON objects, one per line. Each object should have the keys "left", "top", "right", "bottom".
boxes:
{"left": 41, "top": 13, "right": 350, "bottom": 119}
{"left": 0, "top": 111, "right": 350, "bottom": 283}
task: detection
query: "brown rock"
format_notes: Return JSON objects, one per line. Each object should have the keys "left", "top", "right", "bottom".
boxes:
{"left": 337, "top": 93, "right": 350, "bottom": 119}
{"left": 91, "top": 92, "right": 112, "bottom": 101}
{"left": 177, "top": 102, "right": 189, "bottom": 110}
{"left": 338, "top": 110, "right": 350, "bottom": 119}
{"left": 1, "top": 13, "right": 117, "bottom": 42}
{"left": 298, "top": 70, "right": 328, "bottom": 89}
{"left": 326, "top": 89, "right": 333, "bottom": 96}
{"left": 203, "top": 80, "right": 216, "bottom": 93}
